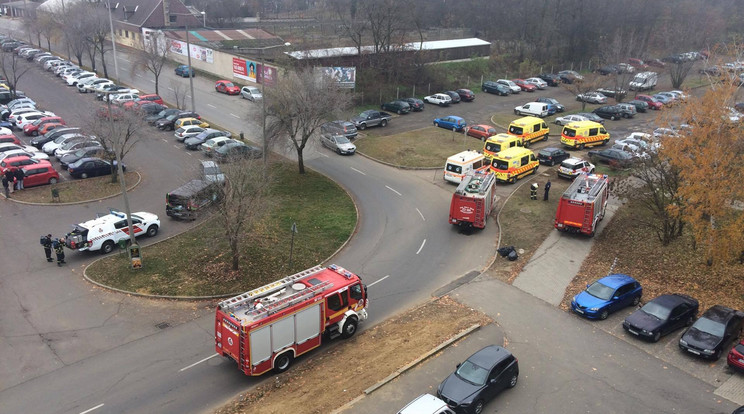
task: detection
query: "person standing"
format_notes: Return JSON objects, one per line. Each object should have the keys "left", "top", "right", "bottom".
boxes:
{"left": 54, "top": 238, "right": 66, "bottom": 266}
{"left": 41, "top": 234, "right": 53, "bottom": 262}
{"left": 543, "top": 180, "right": 552, "bottom": 201}
{"left": 1, "top": 174, "right": 9, "bottom": 198}
{"left": 14, "top": 167, "right": 24, "bottom": 190}
{"left": 530, "top": 183, "right": 538, "bottom": 200}
{"left": 4, "top": 168, "right": 14, "bottom": 194}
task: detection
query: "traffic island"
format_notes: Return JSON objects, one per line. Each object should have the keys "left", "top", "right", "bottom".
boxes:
{"left": 213, "top": 296, "right": 492, "bottom": 414}
{"left": 4, "top": 171, "right": 141, "bottom": 205}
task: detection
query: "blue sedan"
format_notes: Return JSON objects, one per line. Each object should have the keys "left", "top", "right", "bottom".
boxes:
{"left": 652, "top": 94, "right": 672, "bottom": 105}
{"left": 433, "top": 115, "right": 466, "bottom": 132}
{"left": 571, "top": 274, "right": 642, "bottom": 320}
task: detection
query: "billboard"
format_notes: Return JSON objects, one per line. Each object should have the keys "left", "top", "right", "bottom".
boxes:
{"left": 169, "top": 39, "right": 214, "bottom": 64}
{"left": 320, "top": 67, "right": 356, "bottom": 88}
{"left": 233, "top": 58, "right": 259, "bottom": 82}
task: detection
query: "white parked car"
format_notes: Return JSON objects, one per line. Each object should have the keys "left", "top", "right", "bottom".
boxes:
{"left": 14, "top": 111, "right": 55, "bottom": 130}
{"left": 497, "top": 79, "right": 521, "bottom": 93}
{"left": 42, "top": 58, "right": 62, "bottom": 70}
{"left": 320, "top": 133, "right": 356, "bottom": 155}
{"left": 42, "top": 133, "right": 86, "bottom": 155}
{"left": 200, "top": 136, "right": 236, "bottom": 156}
{"left": 55, "top": 140, "right": 100, "bottom": 159}
{"left": 423, "top": 93, "right": 452, "bottom": 106}
{"left": 240, "top": 86, "right": 262, "bottom": 101}
{"left": 0, "top": 148, "right": 50, "bottom": 161}
{"left": 66, "top": 71, "right": 96, "bottom": 86}
{"left": 653, "top": 127, "right": 679, "bottom": 138}
{"left": 513, "top": 102, "right": 549, "bottom": 118}
{"left": 576, "top": 91, "right": 608, "bottom": 104}
{"left": 554, "top": 114, "right": 588, "bottom": 126}
{"left": 625, "top": 132, "right": 653, "bottom": 143}
{"left": 174, "top": 126, "right": 206, "bottom": 142}
{"left": 524, "top": 77, "right": 548, "bottom": 89}
{"left": 57, "top": 65, "right": 79, "bottom": 76}
{"left": 79, "top": 78, "right": 110, "bottom": 93}
{"left": 110, "top": 93, "right": 139, "bottom": 105}
{"left": 6, "top": 107, "right": 38, "bottom": 124}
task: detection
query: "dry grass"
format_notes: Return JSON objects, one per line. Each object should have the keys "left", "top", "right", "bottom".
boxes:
{"left": 9, "top": 171, "right": 139, "bottom": 203}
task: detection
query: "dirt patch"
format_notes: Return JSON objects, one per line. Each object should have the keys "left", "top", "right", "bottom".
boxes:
{"left": 214, "top": 296, "right": 492, "bottom": 414}
{"left": 561, "top": 199, "right": 744, "bottom": 313}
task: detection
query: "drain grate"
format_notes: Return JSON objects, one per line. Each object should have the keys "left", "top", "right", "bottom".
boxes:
{"left": 155, "top": 322, "right": 170, "bottom": 330}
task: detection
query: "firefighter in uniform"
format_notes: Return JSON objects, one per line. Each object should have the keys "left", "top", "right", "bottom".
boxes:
{"left": 42, "top": 234, "right": 53, "bottom": 262}
{"left": 54, "top": 238, "right": 66, "bottom": 266}
{"left": 543, "top": 180, "right": 552, "bottom": 201}
{"left": 530, "top": 183, "right": 538, "bottom": 200}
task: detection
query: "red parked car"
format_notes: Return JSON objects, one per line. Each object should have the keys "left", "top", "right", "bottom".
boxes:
{"left": 0, "top": 156, "right": 48, "bottom": 173}
{"left": 38, "top": 123, "right": 65, "bottom": 136}
{"left": 513, "top": 79, "right": 537, "bottom": 92}
{"left": 646, "top": 59, "right": 666, "bottom": 68}
{"left": 728, "top": 339, "right": 744, "bottom": 372}
{"left": 124, "top": 94, "right": 164, "bottom": 109}
{"left": 23, "top": 116, "right": 66, "bottom": 136}
{"left": 456, "top": 88, "right": 476, "bottom": 102}
{"left": 635, "top": 94, "right": 663, "bottom": 110}
{"left": 20, "top": 161, "right": 59, "bottom": 187}
{"left": 628, "top": 58, "right": 649, "bottom": 70}
{"left": 0, "top": 134, "right": 21, "bottom": 146}
{"left": 466, "top": 124, "right": 498, "bottom": 140}
{"left": 215, "top": 80, "right": 240, "bottom": 95}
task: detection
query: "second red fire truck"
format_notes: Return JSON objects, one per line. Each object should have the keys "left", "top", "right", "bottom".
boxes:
{"left": 215, "top": 265, "right": 368, "bottom": 376}
{"left": 554, "top": 173, "right": 609, "bottom": 237}
{"left": 448, "top": 169, "right": 497, "bottom": 229}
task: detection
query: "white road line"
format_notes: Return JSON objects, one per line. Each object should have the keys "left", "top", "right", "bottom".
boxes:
{"left": 318, "top": 152, "right": 329, "bottom": 158}
{"left": 207, "top": 103, "right": 216, "bottom": 108}
{"left": 135, "top": 74, "right": 142, "bottom": 77}
{"left": 79, "top": 403, "right": 104, "bottom": 414}
{"left": 180, "top": 353, "right": 219, "bottom": 372}
{"left": 350, "top": 167, "right": 366, "bottom": 175}
{"left": 416, "top": 239, "right": 426, "bottom": 255}
{"left": 367, "top": 275, "right": 389, "bottom": 287}
{"left": 149, "top": 80, "right": 155, "bottom": 83}
{"left": 416, "top": 208, "right": 425, "bottom": 221}
{"left": 167, "top": 87, "right": 174, "bottom": 91}
{"left": 385, "top": 185, "right": 402, "bottom": 196}
{"left": 229, "top": 113, "right": 240, "bottom": 119}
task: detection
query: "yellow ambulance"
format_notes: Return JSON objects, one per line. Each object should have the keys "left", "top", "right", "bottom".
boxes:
{"left": 507, "top": 116, "right": 550, "bottom": 147}
{"left": 489, "top": 147, "right": 539, "bottom": 183}
{"left": 482, "top": 133, "right": 522, "bottom": 164}
{"left": 560, "top": 120, "right": 609, "bottom": 149}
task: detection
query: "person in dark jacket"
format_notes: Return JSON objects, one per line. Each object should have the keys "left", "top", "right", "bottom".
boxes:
{"left": 14, "top": 167, "right": 24, "bottom": 190}
{"left": 1, "top": 174, "right": 9, "bottom": 198}
{"left": 530, "top": 183, "right": 538, "bottom": 200}
{"left": 543, "top": 180, "right": 552, "bottom": 201}
{"left": 4, "top": 168, "right": 14, "bottom": 194}
{"left": 42, "top": 234, "right": 53, "bottom": 262}
{"left": 54, "top": 238, "right": 66, "bottom": 266}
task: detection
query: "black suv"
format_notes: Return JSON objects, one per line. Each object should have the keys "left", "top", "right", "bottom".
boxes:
{"left": 380, "top": 100, "right": 411, "bottom": 115}
{"left": 593, "top": 105, "right": 624, "bottom": 121}
{"left": 156, "top": 111, "right": 200, "bottom": 130}
{"left": 321, "top": 120, "right": 357, "bottom": 140}
{"left": 537, "top": 73, "right": 561, "bottom": 86}
{"left": 401, "top": 97, "right": 424, "bottom": 111}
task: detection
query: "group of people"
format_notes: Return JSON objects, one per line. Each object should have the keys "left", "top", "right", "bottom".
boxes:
{"left": 2, "top": 167, "right": 25, "bottom": 198}
{"left": 41, "top": 234, "right": 66, "bottom": 266}
{"left": 530, "top": 180, "right": 552, "bottom": 201}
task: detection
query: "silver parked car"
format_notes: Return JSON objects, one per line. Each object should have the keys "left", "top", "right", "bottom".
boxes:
{"left": 321, "top": 133, "right": 356, "bottom": 155}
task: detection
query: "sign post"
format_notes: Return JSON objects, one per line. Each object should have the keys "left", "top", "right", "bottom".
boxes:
{"left": 288, "top": 222, "right": 297, "bottom": 269}
{"left": 129, "top": 244, "right": 142, "bottom": 269}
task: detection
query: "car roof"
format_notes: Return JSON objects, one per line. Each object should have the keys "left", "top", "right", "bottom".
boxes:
{"left": 596, "top": 273, "right": 636, "bottom": 288}
{"left": 398, "top": 394, "right": 448, "bottom": 414}
{"left": 466, "top": 345, "right": 511, "bottom": 369}
{"left": 562, "top": 157, "right": 586, "bottom": 164}
{"left": 648, "top": 294, "right": 697, "bottom": 309}
{"left": 700, "top": 305, "right": 738, "bottom": 323}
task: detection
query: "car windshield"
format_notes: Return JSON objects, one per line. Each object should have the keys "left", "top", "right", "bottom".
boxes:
{"left": 586, "top": 281, "right": 615, "bottom": 300}
{"left": 640, "top": 301, "right": 671, "bottom": 320}
{"left": 203, "top": 166, "right": 220, "bottom": 175}
{"left": 335, "top": 136, "right": 351, "bottom": 144}
{"left": 485, "top": 143, "right": 501, "bottom": 153}
{"left": 563, "top": 128, "right": 576, "bottom": 137}
{"left": 73, "top": 149, "right": 88, "bottom": 156}
{"left": 455, "top": 360, "right": 489, "bottom": 386}
{"left": 225, "top": 82, "right": 235, "bottom": 87}
{"left": 691, "top": 317, "right": 725, "bottom": 337}
{"left": 165, "top": 114, "right": 178, "bottom": 121}
{"left": 508, "top": 126, "right": 523, "bottom": 135}
{"left": 445, "top": 163, "right": 462, "bottom": 174}
{"left": 493, "top": 159, "right": 509, "bottom": 171}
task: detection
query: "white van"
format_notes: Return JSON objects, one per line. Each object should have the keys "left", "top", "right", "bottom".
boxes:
{"left": 628, "top": 71, "right": 658, "bottom": 91}
{"left": 398, "top": 394, "right": 455, "bottom": 414}
{"left": 444, "top": 150, "right": 486, "bottom": 184}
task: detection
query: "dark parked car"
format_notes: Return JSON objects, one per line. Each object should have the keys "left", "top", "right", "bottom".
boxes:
{"left": 535, "top": 97, "right": 565, "bottom": 112}
{"left": 96, "top": 84, "right": 130, "bottom": 100}
{"left": 30, "top": 127, "right": 81, "bottom": 148}
{"left": 537, "top": 73, "right": 561, "bottom": 86}
{"left": 575, "top": 112, "right": 606, "bottom": 124}
{"left": 67, "top": 157, "right": 124, "bottom": 179}
{"left": 184, "top": 129, "right": 231, "bottom": 150}
{"left": 537, "top": 147, "right": 570, "bottom": 166}
{"left": 436, "top": 345, "right": 519, "bottom": 414}
{"left": 156, "top": 111, "right": 200, "bottom": 130}
{"left": 596, "top": 87, "right": 627, "bottom": 99}
{"left": 456, "top": 88, "right": 475, "bottom": 102}
{"left": 588, "top": 148, "right": 635, "bottom": 167}
{"left": 214, "top": 142, "right": 263, "bottom": 162}
{"left": 381, "top": 100, "right": 411, "bottom": 114}
{"left": 321, "top": 120, "right": 358, "bottom": 139}
{"left": 137, "top": 103, "right": 167, "bottom": 116}
{"left": 593, "top": 105, "right": 625, "bottom": 121}
{"left": 557, "top": 70, "right": 584, "bottom": 84}
{"left": 571, "top": 274, "right": 642, "bottom": 319}
{"left": 401, "top": 97, "right": 424, "bottom": 111}
{"left": 444, "top": 91, "right": 462, "bottom": 104}
{"left": 59, "top": 146, "right": 108, "bottom": 169}
{"left": 679, "top": 305, "right": 744, "bottom": 360}
{"left": 595, "top": 64, "right": 620, "bottom": 75}
{"left": 627, "top": 99, "right": 649, "bottom": 113}
{"left": 482, "top": 81, "right": 510, "bottom": 96}
{"left": 623, "top": 294, "right": 699, "bottom": 342}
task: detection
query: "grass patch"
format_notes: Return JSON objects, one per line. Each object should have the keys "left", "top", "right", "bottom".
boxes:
{"left": 9, "top": 171, "right": 139, "bottom": 204}
{"left": 355, "top": 126, "right": 484, "bottom": 168}
{"left": 562, "top": 198, "right": 744, "bottom": 314}
{"left": 86, "top": 162, "right": 356, "bottom": 296}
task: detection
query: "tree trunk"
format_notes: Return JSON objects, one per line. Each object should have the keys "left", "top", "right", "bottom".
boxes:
{"left": 110, "top": 164, "right": 118, "bottom": 183}
{"left": 230, "top": 238, "right": 240, "bottom": 271}
{"left": 100, "top": 50, "right": 108, "bottom": 79}
{"left": 296, "top": 147, "right": 305, "bottom": 174}
{"left": 154, "top": 77, "right": 159, "bottom": 95}
{"left": 46, "top": 39, "right": 51, "bottom": 51}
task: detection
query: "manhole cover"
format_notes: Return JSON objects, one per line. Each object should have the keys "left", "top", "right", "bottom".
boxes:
{"left": 155, "top": 322, "right": 170, "bottom": 330}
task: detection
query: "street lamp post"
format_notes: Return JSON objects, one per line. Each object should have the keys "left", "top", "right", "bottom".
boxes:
{"left": 252, "top": 42, "right": 290, "bottom": 170}
{"left": 170, "top": 13, "right": 198, "bottom": 112}
{"left": 200, "top": 11, "right": 206, "bottom": 27}
{"left": 105, "top": 0, "right": 120, "bottom": 81}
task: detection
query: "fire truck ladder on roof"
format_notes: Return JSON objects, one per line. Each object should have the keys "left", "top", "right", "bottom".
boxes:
{"left": 218, "top": 265, "right": 324, "bottom": 312}
{"left": 243, "top": 280, "right": 334, "bottom": 321}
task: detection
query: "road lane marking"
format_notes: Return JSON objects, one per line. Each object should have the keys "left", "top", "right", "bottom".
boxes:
{"left": 229, "top": 113, "right": 240, "bottom": 119}
{"left": 416, "top": 239, "right": 426, "bottom": 255}
{"left": 350, "top": 167, "right": 366, "bottom": 175}
{"left": 180, "top": 353, "right": 219, "bottom": 372}
{"left": 367, "top": 275, "right": 390, "bottom": 287}
{"left": 207, "top": 103, "right": 216, "bottom": 108}
{"left": 385, "top": 185, "right": 401, "bottom": 196}
{"left": 149, "top": 80, "right": 155, "bottom": 83}
{"left": 318, "top": 152, "right": 329, "bottom": 158}
{"left": 416, "top": 208, "right": 425, "bottom": 221}
{"left": 167, "top": 87, "right": 174, "bottom": 91}
{"left": 79, "top": 403, "right": 104, "bottom": 414}
{"left": 135, "top": 74, "right": 142, "bottom": 77}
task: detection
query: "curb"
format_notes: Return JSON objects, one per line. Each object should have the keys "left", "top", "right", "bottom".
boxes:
{"left": 1, "top": 171, "right": 142, "bottom": 206}
{"left": 330, "top": 323, "right": 482, "bottom": 414}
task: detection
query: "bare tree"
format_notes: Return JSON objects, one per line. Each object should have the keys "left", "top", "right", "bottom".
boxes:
{"left": 329, "top": 0, "right": 367, "bottom": 55}
{"left": 170, "top": 80, "right": 188, "bottom": 109}
{"left": 264, "top": 69, "right": 352, "bottom": 174}
{"left": 560, "top": 74, "right": 602, "bottom": 112}
{"left": 0, "top": 51, "right": 32, "bottom": 98}
{"left": 84, "top": 104, "right": 145, "bottom": 182}
{"left": 669, "top": 60, "right": 696, "bottom": 89}
{"left": 132, "top": 35, "right": 169, "bottom": 95}
{"left": 214, "top": 158, "right": 273, "bottom": 271}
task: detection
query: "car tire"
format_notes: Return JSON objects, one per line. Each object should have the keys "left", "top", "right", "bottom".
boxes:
{"left": 473, "top": 400, "right": 485, "bottom": 414}
{"left": 101, "top": 240, "right": 115, "bottom": 254}
{"left": 556, "top": 120, "right": 562, "bottom": 126}
{"left": 508, "top": 374, "right": 518, "bottom": 388}
{"left": 33, "top": 130, "right": 38, "bottom": 136}
{"left": 358, "top": 123, "right": 366, "bottom": 130}
{"left": 578, "top": 144, "right": 585, "bottom": 150}
{"left": 397, "top": 109, "right": 402, "bottom": 115}
{"left": 549, "top": 160, "right": 555, "bottom": 166}
{"left": 81, "top": 172, "right": 88, "bottom": 179}
{"left": 340, "top": 316, "right": 358, "bottom": 339}
{"left": 452, "top": 126, "right": 457, "bottom": 132}
{"left": 514, "top": 109, "right": 519, "bottom": 115}
{"left": 652, "top": 331, "right": 661, "bottom": 342}
{"left": 380, "top": 119, "right": 387, "bottom": 127}
{"left": 610, "top": 115, "right": 617, "bottom": 121}
{"left": 336, "top": 148, "right": 341, "bottom": 155}
{"left": 146, "top": 225, "right": 159, "bottom": 237}
{"left": 686, "top": 316, "right": 694, "bottom": 326}
{"left": 482, "top": 88, "right": 487, "bottom": 92}
{"left": 632, "top": 295, "right": 641, "bottom": 306}
{"left": 713, "top": 349, "right": 722, "bottom": 360}
{"left": 434, "top": 121, "right": 439, "bottom": 127}
{"left": 48, "top": 177, "right": 57, "bottom": 184}
{"left": 273, "top": 352, "right": 293, "bottom": 373}
{"left": 599, "top": 310, "right": 609, "bottom": 320}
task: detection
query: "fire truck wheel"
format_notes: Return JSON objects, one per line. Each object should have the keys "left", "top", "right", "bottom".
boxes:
{"left": 341, "top": 317, "right": 358, "bottom": 339}
{"left": 274, "top": 352, "right": 293, "bottom": 373}
{"left": 101, "top": 240, "right": 115, "bottom": 254}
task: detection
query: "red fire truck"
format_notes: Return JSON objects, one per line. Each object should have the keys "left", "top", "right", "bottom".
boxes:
{"left": 554, "top": 173, "right": 609, "bottom": 236}
{"left": 215, "top": 265, "right": 368, "bottom": 376}
{"left": 449, "top": 169, "right": 497, "bottom": 229}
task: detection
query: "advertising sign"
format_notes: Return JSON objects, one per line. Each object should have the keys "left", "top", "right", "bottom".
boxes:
{"left": 169, "top": 39, "right": 214, "bottom": 64}
{"left": 320, "top": 67, "right": 356, "bottom": 88}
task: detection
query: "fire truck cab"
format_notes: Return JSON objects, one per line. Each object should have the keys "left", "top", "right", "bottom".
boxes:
{"left": 554, "top": 173, "right": 609, "bottom": 236}
{"left": 215, "top": 265, "right": 368, "bottom": 376}
{"left": 449, "top": 169, "right": 497, "bottom": 229}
